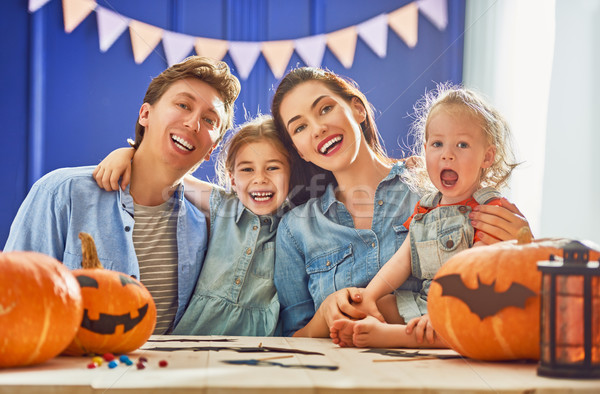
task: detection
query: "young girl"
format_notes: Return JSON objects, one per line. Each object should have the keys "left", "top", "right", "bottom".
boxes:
{"left": 329, "top": 84, "right": 519, "bottom": 348}
{"left": 270, "top": 67, "right": 530, "bottom": 344}
{"left": 93, "top": 115, "right": 291, "bottom": 336}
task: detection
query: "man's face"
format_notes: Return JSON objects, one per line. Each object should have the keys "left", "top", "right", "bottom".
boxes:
{"left": 137, "top": 78, "right": 226, "bottom": 174}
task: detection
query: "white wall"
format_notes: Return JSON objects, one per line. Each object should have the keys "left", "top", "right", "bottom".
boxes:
{"left": 463, "top": 0, "right": 599, "bottom": 245}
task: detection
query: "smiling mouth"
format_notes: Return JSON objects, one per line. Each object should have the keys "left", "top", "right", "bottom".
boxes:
{"left": 318, "top": 136, "right": 342, "bottom": 154}
{"left": 250, "top": 192, "right": 274, "bottom": 202}
{"left": 171, "top": 134, "right": 195, "bottom": 152}
{"left": 441, "top": 169, "right": 458, "bottom": 187}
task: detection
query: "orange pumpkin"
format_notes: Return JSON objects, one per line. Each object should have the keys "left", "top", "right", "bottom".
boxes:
{"left": 63, "top": 233, "right": 156, "bottom": 355}
{"left": 0, "top": 251, "right": 83, "bottom": 367}
{"left": 428, "top": 229, "right": 600, "bottom": 361}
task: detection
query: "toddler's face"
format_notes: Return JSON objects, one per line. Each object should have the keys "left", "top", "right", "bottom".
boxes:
{"left": 424, "top": 106, "right": 495, "bottom": 205}
{"left": 230, "top": 141, "right": 290, "bottom": 216}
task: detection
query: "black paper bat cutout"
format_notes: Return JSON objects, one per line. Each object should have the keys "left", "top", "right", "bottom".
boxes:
{"left": 362, "top": 348, "right": 462, "bottom": 360}
{"left": 222, "top": 359, "right": 338, "bottom": 370}
{"left": 434, "top": 273, "right": 536, "bottom": 320}
{"left": 81, "top": 304, "right": 149, "bottom": 334}
{"left": 144, "top": 346, "right": 324, "bottom": 355}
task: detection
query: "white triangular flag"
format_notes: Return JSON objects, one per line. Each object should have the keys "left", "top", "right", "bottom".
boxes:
{"left": 418, "top": 0, "right": 448, "bottom": 31}
{"left": 194, "top": 37, "right": 228, "bottom": 61}
{"left": 162, "top": 30, "right": 196, "bottom": 66}
{"left": 294, "top": 35, "right": 327, "bottom": 68}
{"left": 388, "top": 2, "right": 419, "bottom": 48}
{"left": 62, "top": 0, "right": 96, "bottom": 33}
{"left": 228, "top": 41, "right": 262, "bottom": 80}
{"left": 262, "top": 40, "right": 294, "bottom": 78}
{"left": 326, "top": 26, "right": 358, "bottom": 69}
{"left": 28, "top": 0, "right": 51, "bottom": 12}
{"left": 356, "top": 14, "right": 388, "bottom": 58}
{"left": 96, "top": 6, "right": 129, "bottom": 52}
{"left": 129, "top": 20, "right": 163, "bottom": 64}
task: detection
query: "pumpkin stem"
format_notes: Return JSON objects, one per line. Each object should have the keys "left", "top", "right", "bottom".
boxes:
{"left": 516, "top": 227, "right": 533, "bottom": 245}
{"left": 79, "top": 232, "right": 103, "bottom": 269}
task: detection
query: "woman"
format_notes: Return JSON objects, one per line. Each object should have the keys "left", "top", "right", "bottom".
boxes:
{"left": 271, "top": 67, "right": 530, "bottom": 339}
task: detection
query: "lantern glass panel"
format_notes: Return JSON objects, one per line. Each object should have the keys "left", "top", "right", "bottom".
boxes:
{"left": 555, "top": 275, "right": 584, "bottom": 364}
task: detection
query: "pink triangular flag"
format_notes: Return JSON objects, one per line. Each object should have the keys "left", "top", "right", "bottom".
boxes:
{"left": 129, "top": 20, "right": 163, "bottom": 64}
{"left": 261, "top": 40, "right": 294, "bottom": 78}
{"left": 228, "top": 41, "right": 262, "bottom": 80}
{"left": 29, "top": 0, "right": 51, "bottom": 12}
{"left": 96, "top": 6, "right": 130, "bottom": 52}
{"left": 418, "top": 0, "right": 448, "bottom": 31}
{"left": 62, "top": 0, "right": 96, "bottom": 33}
{"left": 194, "top": 37, "right": 228, "bottom": 61}
{"left": 326, "top": 26, "right": 358, "bottom": 69}
{"left": 294, "top": 35, "right": 327, "bottom": 68}
{"left": 356, "top": 14, "right": 388, "bottom": 58}
{"left": 162, "top": 31, "right": 196, "bottom": 66}
{"left": 388, "top": 2, "right": 419, "bottom": 48}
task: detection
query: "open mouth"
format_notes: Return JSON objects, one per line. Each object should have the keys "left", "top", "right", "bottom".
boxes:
{"left": 440, "top": 169, "right": 458, "bottom": 187}
{"left": 171, "top": 134, "right": 195, "bottom": 152}
{"left": 318, "top": 135, "right": 343, "bottom": 155}
{"left": 250, "top": 191, "right": 274, "bottom": 202}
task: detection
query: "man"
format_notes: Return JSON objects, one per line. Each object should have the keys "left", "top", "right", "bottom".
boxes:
{"left": 4, "top": 56, "right": 241, "bottom": 334}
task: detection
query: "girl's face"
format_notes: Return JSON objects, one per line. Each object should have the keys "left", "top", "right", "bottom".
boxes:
{"left": 425, "top": 106, "right": 496, "bottom": 205}
{"left": 230, "top": 140, "right": 290, "bottom": 216}
{"left": 278, "top": 81, "right": 366, "bottom": 173}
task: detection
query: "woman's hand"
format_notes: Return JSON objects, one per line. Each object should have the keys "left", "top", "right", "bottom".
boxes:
{"left": 470, "top": 198, "right": 531, "bottom": 245}
{"left": 92, "top": 147, "right": 135, "bottom": 191}
{"left": 317, "top": 288, "right": 384, "bottom": 329}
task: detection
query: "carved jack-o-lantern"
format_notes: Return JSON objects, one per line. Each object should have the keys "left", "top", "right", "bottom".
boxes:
{"left": 63, "top": 233, "right": 156, "bottom": 355}
{"left": 428, "top": 228, "right": 600, "bottom": 361}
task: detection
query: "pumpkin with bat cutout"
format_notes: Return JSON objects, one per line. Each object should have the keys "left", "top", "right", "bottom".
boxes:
{"left": 428, "top": 228, "right": 600, "bottom": 361}
{"left": 0, "top": 251, "right": 83, "bottom": 367}
{"left": 63, "top": 233, "right": 157, "bottom": 356}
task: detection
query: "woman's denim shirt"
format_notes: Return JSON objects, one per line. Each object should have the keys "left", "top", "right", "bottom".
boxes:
{"left": 274, "top": 162, "right": 422, "bottom": 336}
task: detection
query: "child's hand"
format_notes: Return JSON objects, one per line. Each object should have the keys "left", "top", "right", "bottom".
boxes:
{"left": 353, "top": 294, "right": 386, "bottom": 323}
{"left": 405, "top": 314, "right": 436, "bottom": 344}
{"left": 93, "top": 147, "right": 135, "bottom": 191}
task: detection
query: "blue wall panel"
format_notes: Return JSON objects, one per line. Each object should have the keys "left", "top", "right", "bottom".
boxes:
{"left": 1, "top": 0, "right": 464, "bottom": 247}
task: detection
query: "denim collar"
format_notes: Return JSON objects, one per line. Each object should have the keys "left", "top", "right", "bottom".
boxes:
{"left": 117, "top": 182, "right": 184, "bottom": 216}
{"left": 234, "top": 196, "right": 290, "bottom": 232}
{"left": 319, "top": 161, "right": 406, "bottom": 214}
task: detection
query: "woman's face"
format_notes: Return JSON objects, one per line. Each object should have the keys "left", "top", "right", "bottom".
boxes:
{"left": 278, "top": 81, "right": 366, "bottom": 173}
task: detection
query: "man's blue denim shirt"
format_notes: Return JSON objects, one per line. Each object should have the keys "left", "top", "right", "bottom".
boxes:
{"left": 274, "top": 162, "right": 422, "bottom": 336}
{"left": 4, "top": 166, "right": 207, "bottom": 326}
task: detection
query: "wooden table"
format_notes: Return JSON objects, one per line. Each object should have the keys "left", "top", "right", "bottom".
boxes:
{"left": 1, "top": 335, "right": 599, "bottom": 393}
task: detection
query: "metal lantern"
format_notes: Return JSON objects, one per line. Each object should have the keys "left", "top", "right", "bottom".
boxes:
{"left": 537, "top": 240, "right": 600, "bottom": 378}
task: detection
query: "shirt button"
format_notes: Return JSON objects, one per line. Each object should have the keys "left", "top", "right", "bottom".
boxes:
{"left": 446, "top": 239, "right": 454, "bottom": 248}
{"left": 458, "top": 206, "right": 468, "bottom": 213}
{"left": 252, "top": 226, "right": 258, "bottom": 230}
{"left": 378, "top": 200, "right": 383, "bottom": 206}
{"left": 246, "top": 248, "right": 252, "bottom": 255}
{"left": 326, "top": 261, "right": 331, "bottom": 267}
{"left": 371, "top": 242, "right": 376, "bottom": 248}
{"left": 263, "top": 219, "right": 269, "bottom": 224}
{"left": 124, "top": 226, "right": 131, "bottom": 232}
{"left": 235, "top": 278, "right": 241, "bottom": 285}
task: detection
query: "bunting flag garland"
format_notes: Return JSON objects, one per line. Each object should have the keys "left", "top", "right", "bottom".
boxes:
{"left": 30, "top": 0, "right": 448, "bottom": 79}
{"left": 194, "top": 37, "right": 228, "bottom": 62}
{"left": 96, "top": 6, "right": 129, "bottom": 52}
{"left": 326, "top": 26, "right": 358, "bottom": 69}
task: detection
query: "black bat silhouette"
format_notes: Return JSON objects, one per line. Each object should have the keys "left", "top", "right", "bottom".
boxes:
{"left": 434, "top": 273, "right": 536, "bottom": 320}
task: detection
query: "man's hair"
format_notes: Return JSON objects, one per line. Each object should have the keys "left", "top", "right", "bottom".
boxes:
{"left": 130, "top": 56, "right": 241, "bottom": 149}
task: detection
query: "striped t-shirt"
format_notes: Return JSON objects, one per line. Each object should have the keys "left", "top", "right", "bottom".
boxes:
{"left": 133, "top": 200, "right": 179, "bottom": 335}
